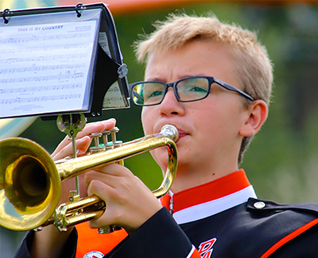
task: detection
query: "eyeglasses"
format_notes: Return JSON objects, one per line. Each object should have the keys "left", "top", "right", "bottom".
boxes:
{"left": 129, "top": 76, "right": 254, "bottom": 106}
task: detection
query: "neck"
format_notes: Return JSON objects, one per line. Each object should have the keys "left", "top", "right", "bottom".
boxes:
{"left": 169, "top": 161, "right": 239, "bottom": 193}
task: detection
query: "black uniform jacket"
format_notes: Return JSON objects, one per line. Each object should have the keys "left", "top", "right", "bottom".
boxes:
{"left": 15, "top": 170, "right": 318, "bottom": 258}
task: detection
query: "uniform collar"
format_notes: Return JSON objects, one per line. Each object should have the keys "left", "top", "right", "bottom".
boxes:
{"left": 160, "top": 169, "right": 257, "bottom": 224}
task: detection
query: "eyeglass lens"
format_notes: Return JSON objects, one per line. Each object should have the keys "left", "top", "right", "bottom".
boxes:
{"left": 132, "top": 77, "right": 210, "bottom": 105}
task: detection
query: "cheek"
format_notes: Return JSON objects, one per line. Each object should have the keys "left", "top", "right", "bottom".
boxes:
{"left": 141, "top": 107, "right": 154, "bottom": 135}
{"left": 149, "top": 147, "right": 168, "bottom": 170}
{"left": 193, "top": 103, "right": 230, "bottom": 139}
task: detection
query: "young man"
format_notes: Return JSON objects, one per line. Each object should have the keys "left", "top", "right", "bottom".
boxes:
{"left": 16, "top": 14, "right": 318, "bottom": 258}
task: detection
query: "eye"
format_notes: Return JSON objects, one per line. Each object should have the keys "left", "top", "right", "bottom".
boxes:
{"left": 188, "top": 86, "right": 208, "bottom": 93}
{"left": 142, "top": 83, "right": 165, "bottom": 103}
{"left": 147, "top": 90, "right": 164, "bottom": 99}
{"left": 178, "top": 78, "right": 209, "bottom": 95}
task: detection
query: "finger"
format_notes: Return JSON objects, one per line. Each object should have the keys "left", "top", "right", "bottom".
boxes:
{"left": 87, "top": 176, "right": 162, "bottom": 232}
{"left": 75, "top": 119, "right": 116, "bottom": 140}
{"left": 51, "top": 135, "right": 72, "bottom": 158}
{"left": 86, "top": 180, "right": 119, "bottom": 228}
{"left": 84, "top": 169, "right": 121, "bottom": 192}
{"left": 84, "top": 163, "right": 135, "bottom": 190}
{"left": 52, "top": 136, "right": 91, "bottom": 160}
{"left": 51, "top": 119, "right": 116, "bottom": 158}
{"left": 91, "top": 163, "right": 131, "bottom": 177}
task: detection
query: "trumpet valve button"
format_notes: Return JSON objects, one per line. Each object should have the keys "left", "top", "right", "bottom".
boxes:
{"left": 110, "top": 127, "right": 119, "bottom": 143}
{"left": 102, "top": 130, "right": 111, "bottom": 147}
{"left": 90, "top": 132, "right": 102, "bottom": 147}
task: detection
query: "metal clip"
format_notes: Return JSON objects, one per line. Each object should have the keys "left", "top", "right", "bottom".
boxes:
{"left": 117, "top": 64, "right": 128, "bottom": 79}
{"left": 3, "top": 9, "right": 11, "bottom": 24}
{"left": 75, "top": 3, "right": 85, "bottom": 18}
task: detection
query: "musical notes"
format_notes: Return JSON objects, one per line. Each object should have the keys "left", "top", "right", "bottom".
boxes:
{"left": 0, "top": 83, "right": 82, "bottom": 94}
{"left": 0, "top": 19, "right": 97, "bottom": 118}
{"left": 2, "top": 55, "right": 85, "bottom": 65}
{"left": 1, "top": 94, "right": 81, "bottom": 105}
{"left": 0, "top": 64, "right": 85, "bottom": 74}
{"left": 0, "top": 32, "right": 91, "bottom": 44}
{"left": 1, "top": 43, "right": 88, "bottom": 55}
{"left": 0, "top": 72, "right": 84, "bottom": 84}
{"left": 103, "top": 82, "right": 127, "bottom": 108}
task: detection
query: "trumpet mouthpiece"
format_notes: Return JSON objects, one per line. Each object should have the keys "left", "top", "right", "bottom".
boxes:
{"left": 160, "top": 124, "right": 179, "bottom": 142}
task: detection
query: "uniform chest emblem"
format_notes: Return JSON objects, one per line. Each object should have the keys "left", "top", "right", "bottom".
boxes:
{"left": 198, "top": 238, "right": 217, "bottom": 258}
{"left": 83, "top": 250, "right": 104, "bottom": 258}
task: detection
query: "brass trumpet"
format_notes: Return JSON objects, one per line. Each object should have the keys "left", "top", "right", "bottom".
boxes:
{"left": 0, "top": 125, "right": 178, "bottom": 231}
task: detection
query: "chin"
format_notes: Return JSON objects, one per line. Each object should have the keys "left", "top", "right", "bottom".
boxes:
{"left": 152, "top": 148, "right": 169, "bottom": 169}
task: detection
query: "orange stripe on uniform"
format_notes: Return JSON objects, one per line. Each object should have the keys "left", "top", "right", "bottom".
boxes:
{"left": 260, "top": 218, "right": 318, "bottom": 258}
{"left": 76, "top": 222, "right": 128, "bottom": 258}
{"left": 188, "top": 246, "right": 202, "bottom": 258}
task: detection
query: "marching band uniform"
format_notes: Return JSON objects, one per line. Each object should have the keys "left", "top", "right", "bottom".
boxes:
{"left": 15, "top": 169, "right": 318, "bottom": 257}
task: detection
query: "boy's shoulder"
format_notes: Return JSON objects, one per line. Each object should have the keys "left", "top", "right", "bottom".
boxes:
{"left": 247, "top": 197, "right": 318, "bottom": 215}
{"left": 204, "top": 197, "right": 318, "bottom": 257}
{"left": 241, "top": 197, "right": 318, "bottom": 257}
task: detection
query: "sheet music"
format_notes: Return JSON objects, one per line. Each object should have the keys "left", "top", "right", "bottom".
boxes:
{"left": 0, "top": 20, "right": 97, "bottom": 118}
{"left": 98, "top": 32, "right": 128, "bottom": 109}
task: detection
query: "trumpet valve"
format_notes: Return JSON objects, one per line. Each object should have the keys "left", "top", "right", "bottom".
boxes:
{"left": 90, "top": 132, "right": 105, "bottom": 153}
{"left": 102, "top": 130, "right": 114, "bottom": 150}
{"left": 110, "top": 127, "right": 123, "bottom": 148}
{"left": 110, "top": 127, "right": 124, "bottom": 165}
{"left": 69, "top": 190, "right": 80, "bottom": 202}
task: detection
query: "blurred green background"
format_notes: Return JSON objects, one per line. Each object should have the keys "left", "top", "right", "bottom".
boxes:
{"left": 1, "top": 1, "right": 318, "bottom": 256}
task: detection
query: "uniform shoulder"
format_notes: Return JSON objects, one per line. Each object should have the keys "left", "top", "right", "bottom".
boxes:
{"left": 247, "top": 197, "right": 318, "bottom": 216}
{"left": 243, "top": 198, "right": 318, "bottom": 257}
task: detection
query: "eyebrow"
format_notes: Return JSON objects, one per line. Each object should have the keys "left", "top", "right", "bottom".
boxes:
{"left": 145, "top": 77, "right": 164, "bottom": 82}
{"left": 145, "top": 74, "right": 207, "bottom": 83}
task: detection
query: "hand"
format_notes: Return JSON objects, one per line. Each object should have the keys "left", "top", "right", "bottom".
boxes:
{"left": 51, "top": 118, "right": 116, "bottom": 203}
{"left": 31, "top": 120, "right": 118, "bottom": 258}
{"left": 51, "top": 118, "right": 116, "bottom": 161}
{"left": 85, "top": 163, "right": 162, "bottom": 234}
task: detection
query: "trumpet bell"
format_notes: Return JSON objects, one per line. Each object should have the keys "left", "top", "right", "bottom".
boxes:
{"left": 0, "top": 138, "right": 60, "bottom": 231}
{"left": 0, "top": 124, "right": 178, "bottom": 231}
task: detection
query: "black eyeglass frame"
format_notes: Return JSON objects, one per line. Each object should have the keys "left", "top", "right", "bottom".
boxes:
{"left": 129, "top": 76, "right": 254, "bottom": 106}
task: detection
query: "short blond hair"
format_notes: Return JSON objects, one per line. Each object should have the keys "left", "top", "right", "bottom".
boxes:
{"left": 135, "top": 13, "right": 273, "bottom": 163}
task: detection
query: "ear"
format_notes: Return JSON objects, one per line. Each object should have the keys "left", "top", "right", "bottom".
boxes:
{"left": 239, "top": 100, "right": 268, "bottom": 137}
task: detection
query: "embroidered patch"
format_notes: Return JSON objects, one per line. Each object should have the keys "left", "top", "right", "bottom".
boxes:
{"left": 198, "top": 238, "right": 217, "bottom": 258}
{"left": 83, "top": 251, "right": 104, "bottom": 258}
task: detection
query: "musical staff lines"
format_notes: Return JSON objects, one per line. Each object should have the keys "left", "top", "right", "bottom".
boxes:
{"left": 0, "top": 83, "right": 82, "bottom": 94}
{"left": 1, "top": 43, "right": 88, "bottom": 55}
{"left": 1, "top": 94, "right": 81, "bottom": 106}
{"left": 0, "top": 32, "right": 91, "bottom": 45}
{"left": 2, "top": 54, "right": 86, "bottom": 65}
{"left": 0, "top": 72, "right": 84, "bottom": 84}
{"left": 0, "top": 18, "right": 97, "bottom": 118}
{"left": 0, "top": 63, "right": 86, "bottom": 74}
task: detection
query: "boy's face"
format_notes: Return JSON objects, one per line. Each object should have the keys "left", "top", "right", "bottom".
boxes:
{"left": 141, "top": 40, "right": 250, "bottom": 181}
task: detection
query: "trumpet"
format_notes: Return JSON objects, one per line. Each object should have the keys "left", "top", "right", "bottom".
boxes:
{"left": 0, "top": 124, "right": 178, "bottom": 232}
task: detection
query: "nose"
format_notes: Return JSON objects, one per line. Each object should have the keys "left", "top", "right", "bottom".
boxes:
{"left": 159, "top": 88, "right": 184, "bottom": 117}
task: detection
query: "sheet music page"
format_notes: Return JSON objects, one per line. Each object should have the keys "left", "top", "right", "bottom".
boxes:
{"left": 98, "top": 32, "right": 129, "bottom": 109}
{"left": 0, "top": 20, "right": 97, "bottom": 118}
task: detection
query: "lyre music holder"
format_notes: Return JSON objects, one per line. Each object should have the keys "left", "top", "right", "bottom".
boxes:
{"left": 0, "top": 3, "right": 130, "bottom": 119}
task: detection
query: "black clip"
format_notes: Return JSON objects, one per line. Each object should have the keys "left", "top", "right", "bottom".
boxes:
{"left": 2, "top": 9, "right": 11, "bottom": 24}
{"left": 75, "top": 3, "right": 85, "bottom": 18}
